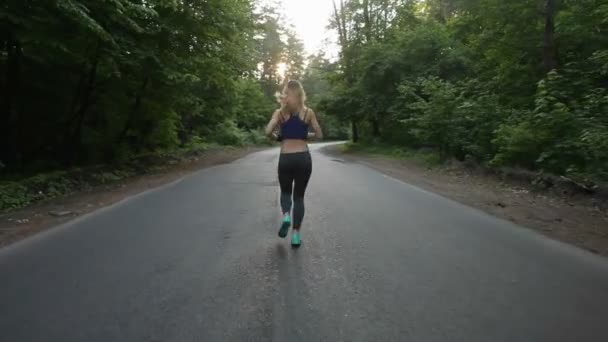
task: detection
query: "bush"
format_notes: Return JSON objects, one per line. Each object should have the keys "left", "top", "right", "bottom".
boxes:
{"left": 205, "top": 120, "right": 246, "bottom": 146}
{"left": 0, "top": 172, "right": 81, "bottom": 211}
{"left": 492, "top": 70, "right": 608, "bottom": 182}
{"left": 243, "top": 129, "right": 274, "bottom": 146}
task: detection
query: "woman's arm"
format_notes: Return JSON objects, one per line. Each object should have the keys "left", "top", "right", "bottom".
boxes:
{"left": 265, "top": 110, "right": 281, "bottom": 139}
{"left": 307, "top": 109, "right": 323, "bottom": 140}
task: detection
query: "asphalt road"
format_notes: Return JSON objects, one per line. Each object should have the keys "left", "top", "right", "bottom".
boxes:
{"left": 2, "top": 143, "right": 608, "bottom": 342}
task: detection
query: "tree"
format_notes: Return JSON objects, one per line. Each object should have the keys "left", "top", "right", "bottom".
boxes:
{"left": 318, "top": 0, "right": 608, "bottom": 182}
{"left": 254, "top": 4, "right": 285, "bottom": 97}
{"left": 284, "top": 28, "right": 306, "bottom": 81}
{"left": 543, "top": 0, "right": 558, "bottom": 72}
{"left": 0, "top": 0, "right": 269, "bottom": 173}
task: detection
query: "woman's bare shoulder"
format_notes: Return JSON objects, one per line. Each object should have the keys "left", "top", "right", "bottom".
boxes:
{"left": 304, "top": 107, "right": 316, "bottom": 120}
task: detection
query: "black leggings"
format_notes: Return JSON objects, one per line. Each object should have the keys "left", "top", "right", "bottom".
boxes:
{"left": 278, "top": 151, "right": 312, "bottom": 229}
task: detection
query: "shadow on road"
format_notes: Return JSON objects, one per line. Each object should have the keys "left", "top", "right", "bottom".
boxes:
{"left": 275, "top": 243, "right": 287, "bottom": 259}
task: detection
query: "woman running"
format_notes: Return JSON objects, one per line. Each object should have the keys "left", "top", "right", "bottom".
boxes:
{"left": 264, "top": 80, "right": 323, "bottom": 247}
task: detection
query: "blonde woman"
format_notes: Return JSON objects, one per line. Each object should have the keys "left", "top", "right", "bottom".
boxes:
{"left": 264, "top": 80, "right": 323, "bottom": 247}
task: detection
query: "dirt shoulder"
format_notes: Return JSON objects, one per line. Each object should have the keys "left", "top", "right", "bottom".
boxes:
{"left": 323, "top": 145, "right": 608, "bottom": 257}
{"left": 0, "top": 146, "right": 267, "bottom": 248}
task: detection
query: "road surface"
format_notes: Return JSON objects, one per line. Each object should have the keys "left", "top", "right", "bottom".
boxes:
{"left": 2, "top": 143, "right": 608, "bottom": 342}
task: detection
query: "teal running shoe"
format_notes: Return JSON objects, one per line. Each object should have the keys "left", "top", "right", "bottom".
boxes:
{"left": 278, "top": 214, "right": 291, "bottom": 238}
{"left": 291, "top": 231, "right": 301, "bottom": 247}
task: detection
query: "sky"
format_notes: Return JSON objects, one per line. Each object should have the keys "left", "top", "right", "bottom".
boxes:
{"left": 280, "top": 0, "right": 339, "bottom": 59}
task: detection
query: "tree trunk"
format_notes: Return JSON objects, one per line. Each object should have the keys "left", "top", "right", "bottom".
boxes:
{"left": 363, "top": 0, "right": 372, "bottom": 43}
{"left": 1, "top": 37, "right": 21, "bottom": 168}
{"left": 332, "top": 1, "right": 347, "bottom": 52}
{"left": 351, "top": 120, "right": 359, "bottom": 143}
{"left": 117, "top": 75, "right": 150, "bottom": 149}
{"left": 340, "top": 0, "right": 348, "bottom": 43}
{"left": 64, "top": 44, "right": 101, "bottom": 165}
{"left": 543, "top": 0, "right": 557, "bottom": 72}
{"left": 178, "top": 111, "right": 193, "bottom": 144}
{"left": 382, "top": 0, "right": 389, "bottom": 39}
{"left": 371, "top": 117, "right": 380, "bottom": 137}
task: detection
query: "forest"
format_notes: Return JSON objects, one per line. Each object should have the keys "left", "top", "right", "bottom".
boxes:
{"left": 315, "top": 0, "right": 608, "bottom": 186}
{"left": 1, "top": 0, "right": 607, "bottom": 210}
{"left": 0, "top": 0, "right": 316, "bottom": 175}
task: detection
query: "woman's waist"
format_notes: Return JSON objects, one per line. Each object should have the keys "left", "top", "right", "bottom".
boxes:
{"left": 280, "top": 139, "right": 309, "bottom": 153}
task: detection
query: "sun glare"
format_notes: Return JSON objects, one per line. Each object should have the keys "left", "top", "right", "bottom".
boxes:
{"left": 280, "top": 0, "right": 338, "bottom": 60}
{"left": 277, "top": 62, "right": 288, "bottom": 78}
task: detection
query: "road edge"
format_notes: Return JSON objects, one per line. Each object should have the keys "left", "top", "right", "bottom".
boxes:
{"left": 0, "top": 146, "right": 269, "bottom": 250}
{"left": 319, "top": 143, "right": 608, "bottom": 258}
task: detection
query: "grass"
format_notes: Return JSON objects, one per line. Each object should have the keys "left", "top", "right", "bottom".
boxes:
{"left": 339, "top": 141, "right": 442, "bottom": 167}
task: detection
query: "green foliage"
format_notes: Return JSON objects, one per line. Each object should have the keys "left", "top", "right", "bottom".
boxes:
{"left": 254, "top": 4, "right": 287, "bottom": 97}
{"left": 284, "top": 29, "right": 306, "bottom": 80}
{"left": 0, "top": 141, "right": 254, "bottom": 212}
{"left": 491, "top": 119, "right": 540, "bottom": 170}
{"left": 393, "top": 77, "right": 463, "bottom": 160}
{"left": 233, "top": 78, "right": 276, "bottom": 131}
{"left": 323, "top": 0, "right": 608, "bottom": 183}
{"left": 1, "top": 0, "right": 298, "bottom": 176}
{"left": 317, "top": 113, "right": 351, "bottom": 140}
{"left": 0, "top": 170, "right": 83, "bottom": 211}
{"left": 204, "top": 120, "right": 247, "bottom": 147}
{"left": 493, "top": 70, "right": 608, "bottom": 181}
{"left": 302, "top": 53, "right": 350, "bottom": 140}
{"left": 243, "top": 129, "right": 275, "bottom": 146}
{"left": 341, "top": 142, "right": 441, "bottom": 167}
{"left": 388, "top": 76, "right": 504, "bottom": 162}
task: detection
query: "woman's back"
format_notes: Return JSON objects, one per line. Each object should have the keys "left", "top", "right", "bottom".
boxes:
{"left": 279, "top": 109, "right": 311, "bottom": 154}
{"left": 265, "top": 80, "right": 323, "bottom": 152}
